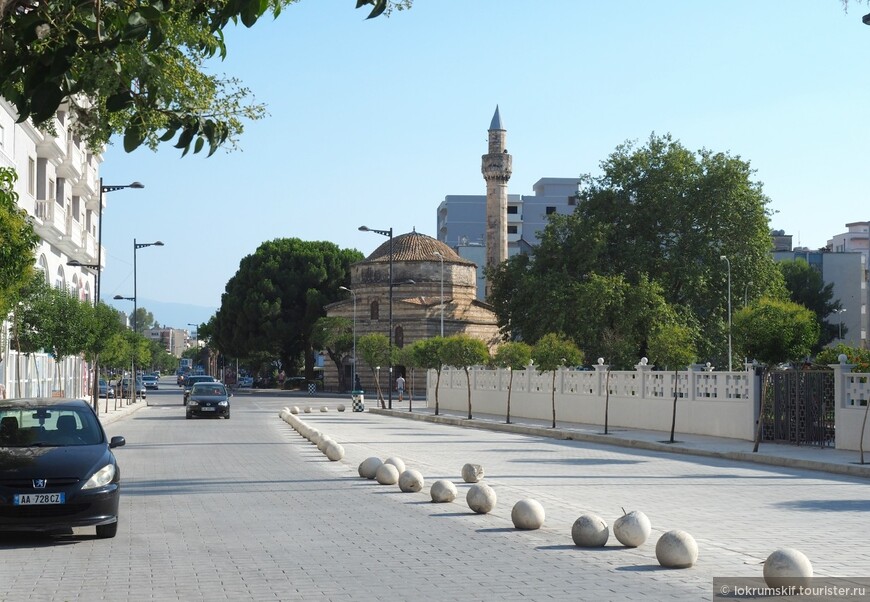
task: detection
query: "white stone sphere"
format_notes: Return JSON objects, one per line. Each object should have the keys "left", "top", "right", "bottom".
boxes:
{"left": 398, "top": 469, "right": 425, "bottom": 493}
{"left": 466, "top": 483, "right": 497, "bottom": 514}
{"left": 571, "top": 514, "right": 609, "bottom": 547}
{"left": 325, "top": 442, "right": 345, "bottom": 462}
{"left": 763, "top": 548, "right": 813, "bottom": 587}
{"left": 316, "top": 436, "right": 333, "bottom": 452}
{"left": 430, "top": 480, "right": 457, "bottom": 503}
{"left": 613, "top": 510, "right": 652, "bottom": 548}
{"left": 337, "top": 404, "right": 346, "bottom": 412}
{"left": 655, "top": 530, "right": 698, "bottom": 568}
{"left": 358, "top": 457, "right": 382, "bottom": 479}
{"left": 304, "top": 407, "right": 312, "bottom": 413}
{"left": 511, "top": 499, "right": 545, "bottom": 530}
{"left": 290, "top": 406, "right": 300, "bottom": 414}
{"left": 320, "top": 406, "right": 329, "bottom": 412}
{"left": 375, "top": 463, "right": 400, "bottom": 485}
{"left": 461, "top": 463, "right": 485, "bottom": 483}
{"left": 384, "top": 457, "right": 406, "bottom": 474}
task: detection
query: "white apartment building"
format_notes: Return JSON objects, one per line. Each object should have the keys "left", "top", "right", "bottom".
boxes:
{"left": 0, "top": 98, "right": 103, "bottom": 398}
{"left": 437, "top": 177, "right": 580, "bottom": 300}
{"left": 144, "top": 328, "right": 188, "bottom": 358}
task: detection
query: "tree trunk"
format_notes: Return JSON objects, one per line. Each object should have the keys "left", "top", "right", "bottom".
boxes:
{"left": 371, "top": 368, "right": 385, "bottom": 409}
{"left": 435, "top": 368, "right": 441, "bottom": 415}
{"left": 604, "top": 369, "right": 611, "bottom": 435}
{"left": 859, "top": 397, "right": 870, "bottom": 465}
{"left": 752, "top": 367, "right": 770, "bottom": 452}
{"left": 551, "top": 370, "right": 557, "bottom": 429}
{"left": 506, "top": 369, "right": 514, "bottom": 424}
{"left": 669, "top": 368, "right": 678, "bottom": 443}
{"left": 465, "top": 367, "right": 472, "bottom": 419}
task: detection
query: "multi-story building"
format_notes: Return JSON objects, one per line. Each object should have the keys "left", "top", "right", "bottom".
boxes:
{"left": 772, "top": 225, "right": 868, "bottom": 349}
{"left": 145, "top": 328, "right": 188, "bottom": 358}
{"left": 0, "top": 98, "right": 103, "bottom": 398}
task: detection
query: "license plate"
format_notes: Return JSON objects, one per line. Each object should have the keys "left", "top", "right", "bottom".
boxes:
{"left": 201, "top": 407, "right": 216, "bottom": 411}
{"left": 14, "top": 493, "right": 65, "bottom": 505}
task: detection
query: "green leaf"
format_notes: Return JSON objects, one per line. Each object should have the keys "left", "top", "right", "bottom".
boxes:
{"left": 123, "top": 124, "right": 144, "bottom": 153}
{"left": 30, "top": 82, "right": 65, "bottom": 123}
{"left": 193, "top": 137, "right": 205, "bottom": 154}
{"left": 106, "top": 91, "right": 133, "bottom": 112}
{"left": 366, "top": 0, "right": 388, "bottom": 19}
{"left": 174, "top": 125, "right": 196, "bottom": 150}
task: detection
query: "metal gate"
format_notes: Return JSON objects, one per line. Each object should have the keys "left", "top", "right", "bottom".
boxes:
{"left": 762, "top": 370, "right": 835, "bottom": 447}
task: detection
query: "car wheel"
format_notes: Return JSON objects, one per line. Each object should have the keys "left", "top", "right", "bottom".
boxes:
{"left": 225, "top": 413, "right": 230, "bottom": 419}
{"left": 186, "top": 413, "right": 192, "bottom": 419}
{"left": 96, "top": 521, "right": 118, "bottom": 539}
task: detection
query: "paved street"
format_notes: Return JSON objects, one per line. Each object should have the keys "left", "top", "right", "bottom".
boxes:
{"left": 1, "top": 383, "right": 868, "bottom": 601}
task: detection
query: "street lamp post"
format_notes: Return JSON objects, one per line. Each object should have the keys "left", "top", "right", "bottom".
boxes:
{"left": 835, "top": 308, "right": 847, "bottom": 340}
{"left": 432, "top": 252, "right": 444, "bottom": 337}
{"left": 359, "top": 225, "right": 394, "bottom": 408}
{"left": 188, "top": 323, "right": 198, "bottom": 372}
{"left": 131, "top": 239, "right": 163, "bottom": 391}
{"left": 720, "top": 255, "right": 732, "bottom": 372}
{"left": 339, "top": 286, "right": 357, "bottom": 391}
{"left": 74, "top": 179, "right": 143, "bottom": 412}
{"left": 112, "top": 294, "right": 134, "bottom": 404}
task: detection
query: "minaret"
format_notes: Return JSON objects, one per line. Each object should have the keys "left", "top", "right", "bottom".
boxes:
{"left": 481, "top": 105, "right": 512, "bottom": 299}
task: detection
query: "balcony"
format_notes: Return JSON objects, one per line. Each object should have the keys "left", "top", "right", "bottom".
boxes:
{"left": 58, "top": 139, "right": 83, "bottom": 181}
{"left": 35, "top": 117, "right": 66, "bottom": 162}
{"left": 33, "top": 199, "right": 67, "bottom": 244}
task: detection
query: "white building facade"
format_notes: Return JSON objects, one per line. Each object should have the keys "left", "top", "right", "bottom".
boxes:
{"left": 0, "top": 99, "right": 103, "bottom": 399}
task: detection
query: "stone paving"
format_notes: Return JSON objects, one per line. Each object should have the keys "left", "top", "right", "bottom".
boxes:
{"left": 0, "top": 389, "right": 867, "bottom": 601}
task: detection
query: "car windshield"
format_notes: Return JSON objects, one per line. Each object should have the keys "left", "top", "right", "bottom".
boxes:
{"left": 192, "top": 384, "right": 226, "bottom": 396}
{"left": 0, "top": 407, "right": 103, "bottom": 447}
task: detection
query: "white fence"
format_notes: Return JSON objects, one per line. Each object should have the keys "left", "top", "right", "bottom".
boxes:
{"left": 0, "top": 350, "right": 88, "bottom": 401}
{"left": 428, "top": 363, "right": 870, "bottom": 451}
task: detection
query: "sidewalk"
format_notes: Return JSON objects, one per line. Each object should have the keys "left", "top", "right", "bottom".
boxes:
{"left": 92, "top": 396, "right": 148, "bottom": 426}
{"left": 368, "top": 398, "right": 870, "bottom": 480}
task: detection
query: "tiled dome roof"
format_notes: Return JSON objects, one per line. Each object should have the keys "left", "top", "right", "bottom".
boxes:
{"left": 362, "top": 231, "right": 474, "bottom": 265}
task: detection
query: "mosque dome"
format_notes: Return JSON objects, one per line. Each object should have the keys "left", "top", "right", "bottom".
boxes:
{"left": 362, "top": 231, "right": 473, "bottom": 265}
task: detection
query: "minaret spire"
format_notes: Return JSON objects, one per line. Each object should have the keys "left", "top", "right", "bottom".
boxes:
{"left": 481, "top": 105, "right": 512, "bottom": 299}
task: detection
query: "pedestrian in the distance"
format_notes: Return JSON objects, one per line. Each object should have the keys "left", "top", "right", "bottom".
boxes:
{"left": 396, "top": 375, "right": 405, "bottom": 402}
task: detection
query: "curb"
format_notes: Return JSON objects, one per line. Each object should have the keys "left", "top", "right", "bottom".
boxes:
{"left": 369, "top": 408, "right": 870, "bottom": 480}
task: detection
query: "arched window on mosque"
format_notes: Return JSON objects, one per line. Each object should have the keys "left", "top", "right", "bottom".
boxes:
{"left": 395, "top": 326, "right": 404, "bottom": 349}
{"left": 370, "top": 300, "right": 379, "bottom": 320}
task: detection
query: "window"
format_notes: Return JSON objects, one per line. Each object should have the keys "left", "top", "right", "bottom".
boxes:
{"left": 568, "top": 196, "right": 576, "bottom": 206}
{"left": 55, "top": 266, "right": 65, "bottom": 290}
{"left": 395, "top": 326, "right": 404, "bottom": 349}
{"left": 545, "top": 206, "right": 556, "bottom": 215}
{"left": 370, "top": 300, "right": 379, "bottom": 320}
{"left": 507, "top": 206, "right": 518, "bottom": 214}
{"left": 507, "top": 225, "right": 518, "bottom": 234}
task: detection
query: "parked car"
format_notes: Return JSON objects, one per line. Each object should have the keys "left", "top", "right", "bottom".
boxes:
{"left": 182, "top": 375, "right": 217, "bottom": 404}
{"left": 186, "top": 383, "right": 231, "bottom": 419}
{"left": 118, "top": 378, "right": 146, "bottom": 399}
{"left": 98, "top": 379, "right": 115, "bottom": 398}
{"left": 0, "top": 397, "right": 126, "bottom": 538}
{"left": 142, "top": 375, "right": 159, "bottom": 390}
{"left": 238, "top": 376, "right": 254, "bottom": 388}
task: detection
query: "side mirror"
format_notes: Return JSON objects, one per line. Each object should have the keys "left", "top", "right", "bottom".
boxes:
{"left": 109, "top": 436, "right": 126, "bottom": 448}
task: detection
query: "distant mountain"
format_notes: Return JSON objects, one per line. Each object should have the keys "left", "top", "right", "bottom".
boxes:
{"left": 109, "top": 298, "right": 218, "bottom": 330}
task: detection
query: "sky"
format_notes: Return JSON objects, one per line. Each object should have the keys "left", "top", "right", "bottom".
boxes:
{"left": 98, "top": 0, "right": 870, "bottom": 328}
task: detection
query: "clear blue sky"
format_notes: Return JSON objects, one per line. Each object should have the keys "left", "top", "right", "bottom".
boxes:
{"left": 98, "top": 1, "right": 869, "bottom": 327}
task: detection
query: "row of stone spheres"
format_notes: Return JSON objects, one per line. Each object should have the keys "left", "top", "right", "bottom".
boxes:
{"left": 278, "top": 409, "right": 814, "bottom": 585}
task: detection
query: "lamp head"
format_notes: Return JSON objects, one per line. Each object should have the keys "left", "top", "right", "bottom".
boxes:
{"left": 358, "top": 226, "right": 370, "bottom": 232}
{"left": 129, "top": 182, "right": 144, "bottom": 189}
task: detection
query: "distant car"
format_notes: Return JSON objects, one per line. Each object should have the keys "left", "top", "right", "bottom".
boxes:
{"left": 118, "top": 378, "right": 146, "bottom": 399}
{"left": 182, "top": 375, "right": 216, "bottom": 404}
{"left": 186, "top": 383, "right": 231, "bottom": 419}
{"left": 98, "top": 379, "right": 115, "bottom": 398}
{"left": 0, "top": 397, "right": 126, "bottom": 538}
{"left": 238, "top": 376, "right": 253, "bottom": 388}
{"left": 141, "top": 375, "right": 159, "bottom": 390}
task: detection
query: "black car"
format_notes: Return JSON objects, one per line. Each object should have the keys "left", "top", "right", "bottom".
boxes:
{"left": 0, "top": 398, "right": 126, "bottom": 538}
{"left": 186, "top": 383, "right": 231, "bottom": 419}
{"left": 182, "top": 375, "right": 216, "bottom": 404}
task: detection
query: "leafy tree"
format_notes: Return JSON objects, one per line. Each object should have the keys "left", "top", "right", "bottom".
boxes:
{"left": 647, "top": 320, "right": 698, "bottom": 443}
{"left": 211, "top": 238, "right": 362, "bottom": 380}
{"left": 489, "top": 133, "right": 786, "bottom": 367}
{"left": 733, "top": 298, "right": 819, "bottom": 452}
{"left": 777, "top": 259, "right": 843, "bottom": 351}
{"left": 0, "top": 168, "right": 39, "bottom": 318}
{"left": 441, "top": 335, "right": 490, "bottom": 420}
{"left": 0, "top": 1, "right": 411, "bottom": 155}
{"left": 405, "top": 337, "right": 446, "bottom": 415}
{"left": 357, "top": 333, "right": 390, "bottom": 408}
{"left": 531, "top": 333, "right": 584, "bottom": 429}
{"left": 311, "top": 316, "right": 353, "bottom": 392}
{"left": 816, "top": 344, "right": 870, "bottom": 372}
{"left": 132, "top": 307, "right": 158, "bottom": 335}
{"left": 492, "top": 341, "right": 532, "bottom": 424}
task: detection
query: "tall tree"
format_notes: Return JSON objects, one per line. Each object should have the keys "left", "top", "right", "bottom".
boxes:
{"left": 211, "top": 238, "right": 362, "bottom": 379}
{"left": 777, "top": 259, "right": 843, "bottom": 351}
{"left": 0, "top": 168, "right": 39, "bottom": 318}
{"left": 441, "top": 335, "right": 490, "bottom": 420}
{"left": 489, "top": 133, "right": 786, "bottom": 367}
{"left": 647, "top": 319, "right": 698, "bottom": 443}
{"left": 0, "top": 1, "right": 411, "bottom": 155}
{"left": 531, "top": 333, "right": 584, "bottom": 429}
{"left": 132, "top": 307, "right": 158, "bottom": 335}
{"left": 492, "top": 341, "right": 532, "bottom": 424}
{"left": 405, "top": 337, "right": 446, "bottom": 415}
{"left": 311, "top": 316, "right": 353, "bottom": 392}
{"left": 733, "top": 298, "right": 819, "bottom": 452}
